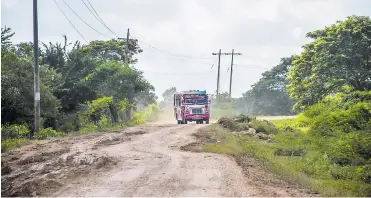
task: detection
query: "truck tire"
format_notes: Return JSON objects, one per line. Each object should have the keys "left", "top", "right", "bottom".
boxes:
{"left": 205, "top": 119, "right": 209, "bottom": 124}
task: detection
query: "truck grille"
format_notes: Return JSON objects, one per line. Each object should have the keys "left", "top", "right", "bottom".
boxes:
{"left": 191, "top": 108, "right": 202, "bottom": 114}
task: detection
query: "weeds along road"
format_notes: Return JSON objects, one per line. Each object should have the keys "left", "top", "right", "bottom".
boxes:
{"left": 2, "top": 120, "right": 309, "bottom": 197}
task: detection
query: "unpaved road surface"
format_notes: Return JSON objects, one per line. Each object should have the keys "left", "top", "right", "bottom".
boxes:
{"left": 2, "top": 122, "right": 311, "bottom": 197}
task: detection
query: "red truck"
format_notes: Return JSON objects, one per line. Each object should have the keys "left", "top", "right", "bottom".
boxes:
{"left": 173, "top": 90, "right": 211, "bottom": 124}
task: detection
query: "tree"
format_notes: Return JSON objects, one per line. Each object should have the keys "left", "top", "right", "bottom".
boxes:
{"left": 162, "top": 87, "right": 177, "bottom": 102}
{"left": 79, "top": 38, "right": 142, "bottom": 64}
{"left": 1, "top": 49, "right": 61, "bottom": 128}
{"left": 1, "top": 26, "right": 158, "bottom": 134}
{"left": 1, "top": 26, "right": 15, "bottom": 50}
{"left": 83, "top": 61, "right": 155, "bottom": 123}
{"left": 239, "top": 56, "right": 297, "bottom": 115}
{"left": 287, "top": 15, "right": 371, "bottom": 110}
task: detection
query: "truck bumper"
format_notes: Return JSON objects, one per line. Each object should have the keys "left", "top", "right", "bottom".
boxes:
{"left": 185, "top": 114, "right": 210, "bottom": 121}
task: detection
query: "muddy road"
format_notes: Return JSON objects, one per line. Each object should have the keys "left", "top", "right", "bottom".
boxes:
{"left": 2, "top": 122, "right": 310, "bottom": 197}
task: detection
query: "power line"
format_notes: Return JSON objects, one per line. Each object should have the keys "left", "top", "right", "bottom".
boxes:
{"left": 64, "top": 1, "right": 215, "bottom": 61}
{"left": 138, "top": 53, "right": 215, "bottom": 65}
{"left": 139, "top": 63, "right": 216, "bottom": 75}
{"left": 137, "top": 39, "right": 213, "bottom": 60}
{"left": 59, "top": 0, "right": 223, "bottom": 62}
{"left": 63, "top": 0, "right": 113, "bottom": 39}
{"left": 82, "top": 0, "right": 119, "bottom": 37}
{"left": 53, "top": 0, "right": 88, "bottom": 43}
{"left": 140, "top": 69, "right": 216, "bottom": 76}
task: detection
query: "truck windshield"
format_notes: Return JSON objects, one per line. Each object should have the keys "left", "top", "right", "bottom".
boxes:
{"left": 184, "top": 95, "right": 207, "bottom": 105}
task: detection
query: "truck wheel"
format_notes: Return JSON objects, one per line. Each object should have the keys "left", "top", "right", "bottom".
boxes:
{"left": 200, "top": 120, "right": 204, "bottom": 124}
{"left": 184, "top": 120, "right": 188, "bottom": 124}
{"left": 177, "top": 120, "right": 181, "bottom": 124}
{"left": 205, "top": 119, "right": 209, "bottom": 124}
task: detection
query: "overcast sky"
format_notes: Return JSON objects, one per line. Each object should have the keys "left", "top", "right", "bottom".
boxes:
{"left": 2, "top": 0, "right": 371, "bottom": 99}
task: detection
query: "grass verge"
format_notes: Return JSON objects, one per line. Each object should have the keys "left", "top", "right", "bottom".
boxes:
{"left": 200, "top": 119, "right": 371, "bottom": 197}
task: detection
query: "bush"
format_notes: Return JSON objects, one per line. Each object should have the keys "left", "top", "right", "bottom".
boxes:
{"left": 35, "top": 128, "right": 64, "bottom": 140}
{"left": 274, "top": 147, "right": 305, "bottom": 156}
{"left": 217, "top": 117, "right": 239, "bottom": 131}
{"left": 306, "top": 92, "right": 371, "bottom": 167}
{"left": 361, "top": 165, "right": 371, "bottom": 184}
{"left": 130, "top": 103, "right": 160, "bottom": 125}
{"left": 248, "top": 120, "right": 278, "bottom": 135}
{"left": 233, "top": 114, "right": 254, "bottom": 123}
{"left": 79, "top": 122, "right": 99, "bottom": 134}
{"left": 144, "top": 103, "right": 160, "bottom": 122}
{"left": 1, "top": 138, "right": 29, "bottom": 152}
{"left": 1, "top": 124, "right": 31, "bottom": 140}
{"left": 98, "top": 115, "right": 112, "bottom": 130}
{"left": 57, "top": 113, "right": 79, "bottom": 133}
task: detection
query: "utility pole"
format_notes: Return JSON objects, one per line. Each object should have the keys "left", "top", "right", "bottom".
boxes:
{"left": 228, "top": 49, "right": 242, "bottom": 98}
{"left": 118, "top": 29, "right": 130, "bottom": 65}
{"left": 212, "top": 49, "right": 242, "bottom": 101}
{"left": 33, "top": 0, "right": 40, "bottom": 137}
{"left": 212, "top": 49, "right": 221, "bottom": 101}
{"left": 126, "top": 28, "right": 130, "bottom": 65}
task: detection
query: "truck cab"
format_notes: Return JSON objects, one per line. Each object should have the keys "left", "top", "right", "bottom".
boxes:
{"left": 173, "top": 90, "right": 210, "bottom": 124}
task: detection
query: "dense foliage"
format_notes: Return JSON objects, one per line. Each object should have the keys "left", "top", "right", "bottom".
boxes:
{"left": 203, "top": 15, "right": 371, "bottom": 196}
{"left": 1, "top": 27, "right": 157, "bottom": 139}
{"left": 238, "top": 57, "right": 297, "bottom": 115}
{"left": 268, "top": 91, "right": 371, "bottom": 196}
{"left": 288, "top": 15, "right": 371, "bottom": 110}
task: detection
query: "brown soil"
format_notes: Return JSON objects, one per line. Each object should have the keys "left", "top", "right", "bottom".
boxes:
{"left": 1, "top": 127, "right": 153, "bottom": 197}
{"left": 2, "top": 121, "right": 316, "bottom": 197}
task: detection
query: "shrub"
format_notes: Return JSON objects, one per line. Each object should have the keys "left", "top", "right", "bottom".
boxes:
{"left": 1, "top": 124, "right": 31, "bottom": 140}
{"left": 1, "top": 138, "right": 29, "bottom": 152}
{"left": 57, "top": 113, "right": 79, "bottom": 133}
{"left": 144, "top": 103, "right": 160, "bottom": 122}
{"left": 361, "top": 165, "right": 371, "bottom": 184}
{"left": 248, "top": 120, "right": 278, "bottom": 135}
{"left": 131, "top": 103, "right": 160, "bottom": 125}
{"left": 79, "top": 122, "right": 99, "bottom": 134}
{"left": 35, "top": 127, "right": 64, "bottom": 140}
{"left": 98, "top": 115, "right": 112, "bottom": 130}
{"left": 274, "top": 147, "right": 306, "bottom": 156}
{"left": 217, "top": 117, "right": 239, "bottom": 131}
{"left": 233, "top": 114, "right": 254, "bottom": 123}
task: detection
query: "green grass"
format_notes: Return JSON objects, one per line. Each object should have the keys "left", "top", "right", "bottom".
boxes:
{"left": 202, "top": 125, "right": 244, "bottom": 154}
{"left": 203, "top": 120, "right": 371, "bottom": 197}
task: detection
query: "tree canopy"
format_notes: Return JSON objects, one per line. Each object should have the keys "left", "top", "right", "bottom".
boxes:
{"left": 1, "top": 27, "right": 157, "bottom": 132}
{"left": 238, "top": 57, "right": 297, "bottom": 115}
{"left": 287, "top": 15, "right": 371, "bottom": 110}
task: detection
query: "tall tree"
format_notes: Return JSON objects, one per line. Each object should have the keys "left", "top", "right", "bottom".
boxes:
{"left": 162, "top": 87, "right": 177, "bottom": 103}
{"left": 287, "top": 15, "right": 371, "bottom": 110}
{"left": 239, "top": 57, "right": 296, "bottom": 115}
{"left": 1, "top": 26, "right": 158, "bottom": 132}
{"left": 80, "top": 38, "right": 142, "bottom": 64}
{"left": 1, "top": 26, "right": 15, "bottom": 50}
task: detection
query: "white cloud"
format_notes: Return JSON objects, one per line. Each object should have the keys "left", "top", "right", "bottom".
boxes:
{"left": 1, "top": 0, "right": 18, "bottom": 8}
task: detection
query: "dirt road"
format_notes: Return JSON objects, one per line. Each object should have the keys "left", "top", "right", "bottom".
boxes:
{"left": 2, "top": 122, "right": 310, "bottom": 197}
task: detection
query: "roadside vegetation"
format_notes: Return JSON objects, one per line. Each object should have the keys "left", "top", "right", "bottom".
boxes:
{"left": 200, "top": 15, "right": 371, "bottom": 197}
{"left": 1, "top": 27, "right": 160, "bottom": 152}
